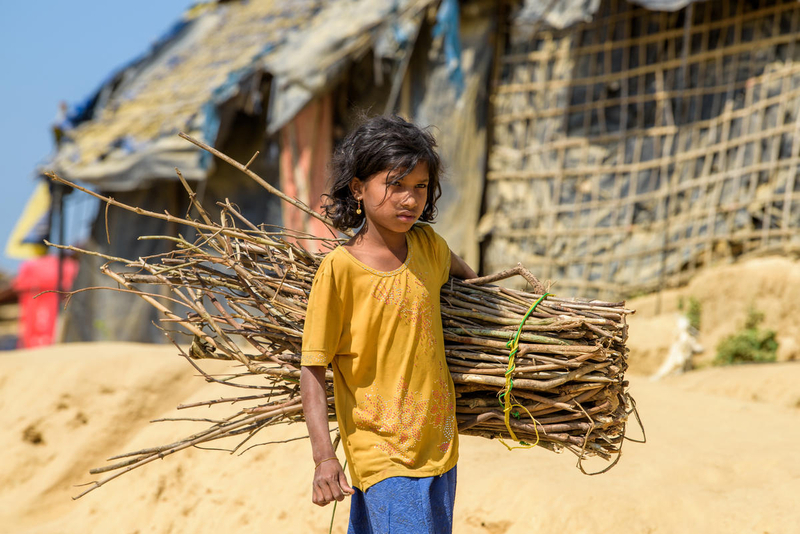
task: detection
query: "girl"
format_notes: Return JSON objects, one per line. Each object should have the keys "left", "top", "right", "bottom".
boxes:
{"left": 300, "top": 115, "right": 477, "bottom": 533}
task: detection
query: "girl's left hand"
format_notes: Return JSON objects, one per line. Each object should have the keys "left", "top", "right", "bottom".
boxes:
{"left": 312, "top": 458, "right": 354, "bottom": 507}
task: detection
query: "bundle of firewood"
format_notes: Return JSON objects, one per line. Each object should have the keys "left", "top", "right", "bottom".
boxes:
{"left": 50, "top": 135, "right": 640, "bottom": 499}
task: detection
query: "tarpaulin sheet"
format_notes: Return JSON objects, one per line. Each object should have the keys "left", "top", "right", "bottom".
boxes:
{"left": 6, "top": 181, "right": 50, "bottom": 260}
{"left": 514, "top": 0, "right": 714, "bottom": 29}
{"left": 13, "top": 255, "right": 78, "bottom": 348}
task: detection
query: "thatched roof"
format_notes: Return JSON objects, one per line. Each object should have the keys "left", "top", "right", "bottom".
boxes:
{"left": 48, "top": 0, "right": 434, "bottom": 191}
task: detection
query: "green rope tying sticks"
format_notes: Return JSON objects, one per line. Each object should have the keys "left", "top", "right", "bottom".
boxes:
{"left": 498, "top": 292, "right": 550, "bottom": 450}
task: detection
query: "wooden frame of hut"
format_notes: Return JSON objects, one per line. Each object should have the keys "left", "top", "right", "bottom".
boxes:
{"left": 484, "top": 0, "right": 800, "bottom": 299}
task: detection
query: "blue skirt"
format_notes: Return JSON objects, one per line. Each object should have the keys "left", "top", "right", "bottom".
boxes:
{"left": 347, "top": 466, "right": 457, "bottom": 534}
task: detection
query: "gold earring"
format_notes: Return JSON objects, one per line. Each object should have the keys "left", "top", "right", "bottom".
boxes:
{"left": 356, "top": 199, "right": 362, "bottom": 215}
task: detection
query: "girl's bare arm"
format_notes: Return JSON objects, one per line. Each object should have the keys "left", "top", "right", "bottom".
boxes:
{"left": 450, "top": 250, "right": 478, "bottom": 280}
{"left": 300, "top": 365, "right": 354, "bottom": 506}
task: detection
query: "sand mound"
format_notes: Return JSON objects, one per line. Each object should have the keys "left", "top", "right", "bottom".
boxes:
{"left": 626, "top": 256, "right": 800, "bottom": 375}
{"left": 2, "top": 338, "right": 799, "bottom": 534}
{"left": 660, "top": 362, "right": 800, "bottom": 411}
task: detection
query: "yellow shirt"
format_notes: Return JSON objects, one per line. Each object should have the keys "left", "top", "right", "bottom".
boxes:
{"left": 301, "top": 223, "right": 458, "bottom": 490}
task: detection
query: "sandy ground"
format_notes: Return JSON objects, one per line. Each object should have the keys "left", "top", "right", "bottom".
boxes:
{"left": 2, "top": 258, "right": 799, "bottom": 534}
{"left": 626, "top": 256, "right": 800, "bottom": 374}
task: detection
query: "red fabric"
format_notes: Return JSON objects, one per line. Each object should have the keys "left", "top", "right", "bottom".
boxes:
{"left": 13, "top": 255, "right": 78, "bottom": 348}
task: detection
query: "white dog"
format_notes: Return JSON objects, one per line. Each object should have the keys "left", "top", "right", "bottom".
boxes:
{"left": 651, "top": 315, "right": 704, "bottom": 381}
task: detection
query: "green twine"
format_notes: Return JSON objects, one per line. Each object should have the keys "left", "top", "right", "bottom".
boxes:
{"left": 328, "top": 459, "right": 348, "bottom": 534}
{"left": 499, "top": 292, "right": 550, "bottom": 408}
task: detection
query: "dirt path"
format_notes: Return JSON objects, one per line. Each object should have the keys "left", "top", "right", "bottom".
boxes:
{"left": 2, "top": 342, "right": 798, "bottom": 533}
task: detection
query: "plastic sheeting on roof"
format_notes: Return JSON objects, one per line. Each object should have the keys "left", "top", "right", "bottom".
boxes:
{"left": 513, "top": 0, "right": 601, "bottom": 29}
{"left": 514, "top": 0, "right": 708, "bottom": 29}
{"left": 47, "top": 0, "right": 437, "bottom": 192}
{"left": 263, "top": 0, "right": 436, "bottom": 134}
{"left": 630, "top": 0, "right": 704, "bottom": 10}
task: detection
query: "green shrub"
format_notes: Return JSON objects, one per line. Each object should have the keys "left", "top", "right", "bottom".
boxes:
{"left": 714, "top": 307, "right": 778, "bottom": 366}
{"left": 678, "top": 295, "right": 702, "bottom": 332}
{"left": 687, "top": 297, "right": 701, "bottom": 332}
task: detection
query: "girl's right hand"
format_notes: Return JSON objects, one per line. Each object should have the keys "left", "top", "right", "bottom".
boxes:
{"left": 312, "top": 458, "right": 354, "bottom": 506}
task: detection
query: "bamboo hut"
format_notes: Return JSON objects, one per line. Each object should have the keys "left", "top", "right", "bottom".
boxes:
{"left": 484, "top": 0, "right": 800, "bottom": 299}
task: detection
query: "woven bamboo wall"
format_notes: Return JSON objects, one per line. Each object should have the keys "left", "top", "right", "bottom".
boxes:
{"left": 482, "top": 0, "right": 800, "bottom": 299}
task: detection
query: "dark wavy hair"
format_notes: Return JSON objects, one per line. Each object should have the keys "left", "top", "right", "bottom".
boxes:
{"left": 322, "top": 115, "right": 443, "bottom": 231}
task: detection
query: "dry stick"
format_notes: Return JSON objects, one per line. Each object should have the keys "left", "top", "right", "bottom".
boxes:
{"left": 177, "top": 392, "right": 283, "bottom": 410}
{"left": 136, "top": 264, "right": 256, "bottom": 368}
{"left": 45, "top": 172, "right": 263, "bottom": 245}
{"left": 104, "top": 199, "right": 112, "bottom": 244}
{"left": 100, "top": 266, "right": 238, "bottom": 364}
{"left": 237, "top": 434, "right": 310, "bottom": 456}
{"left": 451, "top": 362, "right": 611, "bottom": 391}
{"left": 179, "top": 336, "right": 287, "bottom": 385}
{"left": 462, "top": 263, "right": 547, "bottom": 294}
{"left": 221, "top": 199, "right": 264, "bottom": 232}
{"left": 195, "top": 272, "right": 279, "bottom": 363}
{"left": 180, "top": 244, "right": 304, "bottom": 321}
{"left": 100, "top": 416, "right": 310, "bottom": 472}
{"left": 151, "top": 417, "right": 229, "bottom": 424}
{"left": 175, "top": 168, "right": 214, "bottom": 227}
{"left": 447, "top": 326, "right": 572, "bottom": 346}
{"left": 229, "top": 417, "right": 270, "bottom": 455}
{"left": 244, "top": 150, "right": 260, "bottom": 170}
{"left": 102, "top": 404, "right": 270, "bottom": 464}
{"left": 74, "top": 400, "right": 309, "bottom": 499}
{"left": 46, "top": 284, "right": 191, "bottom": 312}
{"left": 45, "top": 240, "right": 130, "bottom": 265}
{"left": 177, "top": 132, "right": 353, "bottom": 238}
{"left": 97, "top": 409, "right": 265, "bottom": 467}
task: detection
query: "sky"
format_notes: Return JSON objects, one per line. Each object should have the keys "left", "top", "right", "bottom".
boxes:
{"left": 0, "top": 0, "right": 197, "bottom": 276}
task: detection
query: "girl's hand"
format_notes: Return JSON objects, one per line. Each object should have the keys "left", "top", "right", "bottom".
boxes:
{"left": 302, "top": 366, "right": 353, "bottom": 506}
{"left": 312, "top": 458, "right": 354, "bottom": 506}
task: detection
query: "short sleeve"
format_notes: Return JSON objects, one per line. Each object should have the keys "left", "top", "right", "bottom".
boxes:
{"left": 301, "top": 262, "right": 344, "bottom": 366}
{"left": 417, "top": 224, "right": 451, "bottom": 286}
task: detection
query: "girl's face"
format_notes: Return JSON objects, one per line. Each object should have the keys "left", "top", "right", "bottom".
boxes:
{"left": 350, "top": 162, "right": 429, "bottom": 236}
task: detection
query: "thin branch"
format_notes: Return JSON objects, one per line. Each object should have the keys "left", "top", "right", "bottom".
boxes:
{"left": 178, "top": 132, "right": 353, "bottom": 237}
